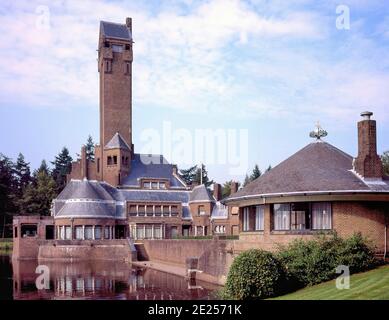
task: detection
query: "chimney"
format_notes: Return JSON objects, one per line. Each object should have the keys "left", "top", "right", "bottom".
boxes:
{"left": 213, "top": 183, "right": 222, "bottom": 201}
{"left": 126, "top": 17, "right": 132, "bottom": 32}
{"left": 230, "top": 181, "right": 239, "bottom": 194}
{"left": 80, "top": 145, "right": 88, "bottom": 180}
{"left": 354, "top": 111, "right": 383, "bottom": 179}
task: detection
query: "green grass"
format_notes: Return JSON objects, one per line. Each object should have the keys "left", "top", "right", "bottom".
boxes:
{"left": 272, "top": 265, "right": 389, "bottom": 300}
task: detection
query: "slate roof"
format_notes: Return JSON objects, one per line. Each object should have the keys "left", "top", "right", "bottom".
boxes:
{"left": 56, "top": 201, "right": 116, "bottom": 219}
{"left": 100, "top": 21, "right": 131, "bottom": 40}
{"left": 121, "top": 153, "right": 187, "bottom": 188}
{"left": 228, "top": 141, "right": 389, "bottom": 201}
{"left": 57, "top": 180, "right": 114, "bottom": 201}
{"left": 104, "top": 132, "right": 131, "bottom": 150}
{"left": 189, "top": 185, "right": 214, "bottom": 202}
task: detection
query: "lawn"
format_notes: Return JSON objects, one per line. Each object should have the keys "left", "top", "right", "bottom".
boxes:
{"left": 272, "top": 265, "right": 389, "bottom": 300}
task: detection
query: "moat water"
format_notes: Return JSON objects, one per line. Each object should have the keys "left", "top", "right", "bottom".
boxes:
{"left": 0, "top": 254, "right": 220, "bottom": 300}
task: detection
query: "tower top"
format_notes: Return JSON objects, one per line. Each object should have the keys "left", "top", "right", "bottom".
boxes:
{"left": 100, "top": 19, "right": 132, "bottom": 41}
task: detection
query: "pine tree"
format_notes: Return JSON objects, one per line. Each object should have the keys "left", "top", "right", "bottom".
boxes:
{"left": 85, "top": 135, "right": 95, "bottom": 161}
{"left": 14, "top": 153, "right": 32, "bottom": 197}
{"left": 382, "top": 151, "right": 389, "bottom": 176}
{"left": 243, "top": 174, "right": 251, "bottom": 187}
{"left": 179, "top": 165, "right": 198, "bottom": 185}
{"left": 34, "top": 160, "right": 50, "bottom": 177}
{"left": 19, "top": 170, "right": 57, "bottom": 216}
{"left": 250, "top": 164, "right": 262, "bottom": 181}
{"left": 0, "top": 154, "right": 17, "bottom": 237}
{"left": 265, "top": 165, "right": 272, "bottom": 173}
{"left": 51, "top": 148, "right": 73, "bottom": 193}
{"left": 193, "top": 164, "right": 214, "bottom": 188}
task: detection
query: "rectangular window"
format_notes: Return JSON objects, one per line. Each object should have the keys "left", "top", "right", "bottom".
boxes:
{"left": 154, "top": 226, "right": 162, "bottom": 239}
{"left": 159, "top": 182, "right": 166, "bottom": 189}
{"left": 243, "top": 207, "right": 250, "bottom": 231}
{"left": 255, "top": 206, "right": 265, "bottom": 231}
{"left": 291, "top": 203, "right": 310, "bottom": 230}
{"left": 274, "top": 204, "right": 291, "bottom": 230}
{"left": 198, "top": 205, "right": 206, "bottom": 216}
{"left": 126, "top": 63, "right": 130, "bottom": 74}
{"left": 14, "top": 227, "right": 18, "bottom": 238}
{"left": 136, "top": 225, "right": 145, "bottom": 239}
{"left": 65, "top": 226, "right": 71, "bottom": 240}
{"left": 95, "top": 226, "right": 102, "bottom": 240}
{"left": 171, "top": 206, "right": 179, "bottom": 217}
{"left": 145, "top": 225, "right": 152, "bottom": 239}
{"left": 163, "top": 206, "right": 170, "bottom": 217}
{"left": 143, "top": 182, "right": 151, "bottom": 189}
{"left": 113, "top": 156, "right": 117, "bottom": 165}
{"left": 59, "top": 226, "right": 65, "bottom": 240}
{"left": 155, "top": 206, "right": 162, "bottom": 216}
{"left": 312, "top": 202, "right": 332, "bottom": 230}
{"left": 75, "top": 226, "right": 83, "bottom": 240}
{"left": 146, "top": 206, "right": 154, "bottom": 216}
{"left": 84, "top": 226, "right": 93, "bottom": 240}
{"left": 97, "top": 158, "right": 100, "bottom": 173}
{"left": 151, "top": 182, "right": 158, "bottom": 189}
{"left": 107, "top": 156, "right": 112, "bottom": 165}
{"left": 104, "top": 226, "right": 110, "bottom": 239}
{"left": 112, "top": 44, "right": 123, "bottom": 52}
{"left": 138, "top": 205, "right": 145, "bottom": 216}
{"left": 129, "top": 205, "right": 137, "bottom": 216}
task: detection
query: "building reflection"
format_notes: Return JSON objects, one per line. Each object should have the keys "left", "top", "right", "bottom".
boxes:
{"left": 11, "top": 259, "right": 219, "bottom": 300}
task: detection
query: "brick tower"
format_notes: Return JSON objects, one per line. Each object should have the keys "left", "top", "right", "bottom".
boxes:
{"left": 94, "top": 18, "right": 134, "bottom": 185}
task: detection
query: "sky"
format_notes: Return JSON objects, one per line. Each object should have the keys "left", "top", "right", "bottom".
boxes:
{"left": 0, "top": 0, "right": 389, "bottom": 184}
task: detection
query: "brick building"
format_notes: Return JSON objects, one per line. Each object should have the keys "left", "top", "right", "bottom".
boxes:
{"left": 225, "top": 112, "right": 389, "bottom": 254}
{"left": 43, "top": 18, "right": 239, "bottom": 241}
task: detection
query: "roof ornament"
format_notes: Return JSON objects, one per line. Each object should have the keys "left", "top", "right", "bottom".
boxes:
{"left": 309, "top": 121, "right": 328, "bottom": 140}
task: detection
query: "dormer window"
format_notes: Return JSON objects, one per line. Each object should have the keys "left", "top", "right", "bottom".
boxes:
{"left": 159, "top": 182, "right": 166, "bottom": 189}
{"left": 151, "top": 182, "right": 158, "bottom": 189}
{"left": 143, "top": 182, "right": 151, "bottom": 189}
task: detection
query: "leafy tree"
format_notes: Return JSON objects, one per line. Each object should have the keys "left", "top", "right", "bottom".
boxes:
{"left": 250, "top": 164, "right": 262, "bottom": 181}
{"left": 382, "top": 151, "right": 389, "bottom": 175}
{"left": 179, "top": 165, "right": 197, "bottom": 185}
{"left": 14, "top": 153, "right": 32, "bottom": 198}
{"left": 19, "top": 170, "right": 57, "bottom": 216}
{"left": 51, "top": 147, "right": 73, "bottom": 193}
{"left": 193, "top": 164, "right": 214, "bottom": 188}
{"left": 85, "top": 135, "right": 95, "bottom": 161}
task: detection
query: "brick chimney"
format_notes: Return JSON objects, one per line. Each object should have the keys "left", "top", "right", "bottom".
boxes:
{"left": 213, "top": 183, "right": 222, "bottom": 201}
{"left": 230, "top": 181, "right": 239, "bottom": 194}
{"left": 354, "top": 111, "right": 383, "bottom": 179}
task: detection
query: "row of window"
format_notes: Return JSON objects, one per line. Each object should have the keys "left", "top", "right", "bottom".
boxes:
{"left": 142, "top": 181, "right": 167, "bottom": 189}
{"left": 107, "top": 155, "right": 129, "bottom": 166}
{"left": 104, "top": 60, "right": 131, "bottom": 74}
{"left": 242, "top": 202, "right": 332, "bottom": 232}
{"left": 128, "top": 204, "right": 179, "bottom": 217}
{"left": 58, "top": 225, "right": 113, "bottom": 240}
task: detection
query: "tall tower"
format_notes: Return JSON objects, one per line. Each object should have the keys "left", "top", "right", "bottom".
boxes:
{"left": 96, "top": 18, "right": 133, "bottom": 185}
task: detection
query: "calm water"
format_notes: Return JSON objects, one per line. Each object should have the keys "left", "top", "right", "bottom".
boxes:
{"left": 0, "top": 254, "right": 220, "bottom": 300}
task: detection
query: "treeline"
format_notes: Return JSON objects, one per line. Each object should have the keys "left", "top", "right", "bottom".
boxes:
{"left": 0, "top": 135, "right": 94, "bottom": 238}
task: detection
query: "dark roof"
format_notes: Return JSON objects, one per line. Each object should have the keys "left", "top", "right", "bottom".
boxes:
{"left": 121, "top": 154, "right": 186, "bottom": 188}
{"left": 229, "top": 141, "right": 389, "bottom": 200}
{"left": 104, "top": 132, "right": 131, "bottom": 150}
{"left": 56, "top": 201, "right": 116, "bottom": 218}
{"left": 100, "top": 21, "right": 131, "bottom": 40}
{"left": 57, "top": 180, "right": 114, "bottom": 201}
{"left": 189, "top": 185, "right": 214, "bottom": 202}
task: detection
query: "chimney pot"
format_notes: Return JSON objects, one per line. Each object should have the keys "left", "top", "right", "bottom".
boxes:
{"left": 361, "top": 111, "right": 373, "bottom": 121}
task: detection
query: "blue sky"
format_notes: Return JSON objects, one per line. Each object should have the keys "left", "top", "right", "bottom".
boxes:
{"left": 1, "top": 0, "right": 389, "bottom": 184}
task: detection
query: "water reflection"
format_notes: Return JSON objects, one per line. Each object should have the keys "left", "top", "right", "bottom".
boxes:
{"left": 2, "top": 255, "right": 219, "bottom": 300}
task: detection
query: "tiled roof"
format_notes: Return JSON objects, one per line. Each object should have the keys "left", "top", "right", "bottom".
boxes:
{"left": 56, "top": 201, "right": 116, "bottom": 219}
{"left": 56, "top": 180, "right": 114, "bottom": 201}
{"left": 100, "top": 21, "right": 131, "bottom": 40}
{"left": 104, "top": 132, "right": 131, "bottom": 150}
{"left": 228, "top": 141, "right": 389, "bottom": 201}
{"left": 121, "top": 153, "right": 186, "bottom": 188}
{"left": 189, "top": 184, "right": 214, "bottom": 202}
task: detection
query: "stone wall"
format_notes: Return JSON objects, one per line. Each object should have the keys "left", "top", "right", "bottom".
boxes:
{"left": 38, "top": 240, "right": 136, "bottom": 262}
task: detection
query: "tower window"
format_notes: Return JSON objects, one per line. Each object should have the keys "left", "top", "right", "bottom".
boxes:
{"left": 113, "top": 156, "right": 117, "bottom": 165}
{"left": 107, "top": 156, "right": 112, "bottom": 165}
{"left": 104, "top": 41, "right": 110, "bottom": 48}
{"left": 125, "top": 44, "right": 130, "bottom": 50}
{"left": 97, "top": 158, "right": 100, "bottom": 173}
{"left": 112, "top": 44, "right": 123, "bottom": 53}
{"left": 126, "top": 63, "right": 130, "bottom": 75}
{"left": 105, "top": 60, "right": 112, "bottom": 73}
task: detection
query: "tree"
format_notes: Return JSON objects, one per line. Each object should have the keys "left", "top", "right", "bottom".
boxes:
{"left": 19, "top": 170, "right": 57, "bottom": 216}
{"left": 250, "top": 164, "right": 262, "bottom": 181}
{"left": 243, "top": 174, "right": 251, "bottom": 187}
{"left": 0, "top": 154, "right": 17, "bottom": 237}
{"left": 265, "top": 165, "right": 272, "bottom": 173}
{"left": 14, "top": 153, "right": 32, "bottom": 198}
{"left": 51, "top": 147, "right": 73, "bottom": 193}
{"left": 382, "top": 151, "right": 389, "bottom": 176}
{"left": 34, "top": 160, "right": 50, "bottom": 178}
{"left": 222, "top": 180, "right": 241, "bottom": 199}
{"left": 179, "top": 165, "right": 198, "bottom": 185}
{"left": 85, "top": 135, "right": 95, "bottom": 161}
{"left": 193, "top": 164, "right": 214, "bottom": 188}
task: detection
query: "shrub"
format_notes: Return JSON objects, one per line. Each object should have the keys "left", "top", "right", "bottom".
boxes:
{"left": 277, "top": 232, "right": 378, "bottom": 288}
{"left": 225, "top": 249, "right": 285, "bottom": 300}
